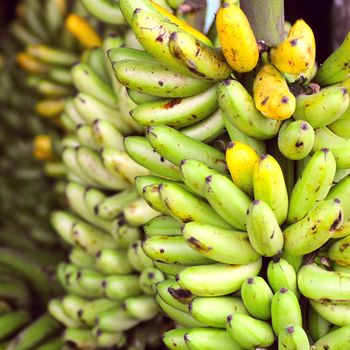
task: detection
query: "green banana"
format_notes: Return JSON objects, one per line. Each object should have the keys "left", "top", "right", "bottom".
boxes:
{"left": 287, "top": 149, "right": 336, "bottom": 223}
{"left": 123, "top": 198, "right": 160, "bottom": 226}
{"left": 153, "top": 261, "right": 186, "bottom": 276}
{"left": 267, "top": 258, "right": 298, "bottom": 295}
{"left": 48, "top": 299, "right": 81, "bottom": 328}
{"left": 80, "top": 298, "right": 119, "bottom": 326}
{"left": 284, "top": 199, "right": 343, "bottom": 255}
{"left": 102, "top": 275, "right": 141, "bottom": 300}
{"left": 50, "top": 210, "right": 77, "bottom": 245}
{"left": 298, "top": 263, "right": 350, "bottom": 300}
{"left": 328, "top": 104, "right": 350, "bottom": 138}
{"left": 76, "top": 124, "right": 98, "bottom": 149}
{"left": 189, "top": 296, "right": 248, "bottom": 328}
{"left": 278, "top": 325, "right": 310, "bottom": 350}
{"left": 146, "top": 125, "right": 227, "bottom": 172}
{"left": 327, "top": 175, "right": 350, "bottom": 220}
{"left": 36, "top": 337, "right": 64, "bottom": 350}
{"left": 226, "top": 313, "right": 275, "bottom": 349}
{"left": 241, "top": 276, "right": 273, "bottom": 321}
{"left": 328, "top": 234, "right": 350, "bottom": 266}
{"left": 92, "top": 329, "right": 126, "bottom": 348}
{"left": 27, "top": 44, "right": 77, "bottom": 66}
{"left": 83, "top": 47, "right": 109, "bottom": 83}
{"left": 0, "top": 310, "right": 31, "bottom": 341}
{"left": 131, "top": 86, "right": 218, "bottom": 128}
{"left": 176, "top": 258, "right": 262, "bottom": 296}
{"left": 95, "top": 249, "right": 133, "bottom": 275}
{"left": 127, "top": 240, "right": 153, "bottom": 272}
{"left": 108, "top": 47, "right": 154, "bottom": 65}
{"left": 119, "top": 0, "right": 162, "bottom": 26}
{"left": 156, "top": 279, "right": 188, "bottom": 312}
{"left": 314, "top": 324, "right": 350, "bottom": 349}
{"left": 142, "top": 235, "right": 213, "bottom": 265}
{"left": 142, "top": 184, "right": 169, "bottom": 214}
{"left": 277, "top": 119, "right": 315, "bottom": 160}
{"left": 139, "top": 267, "right": 165, "bottom": 295}
{"left": 127, "top": 88, "right": 162, "bottom": 104}
{"left": 310, "top": 299, "right": 350, "bottom": 326}
{"left": 64, "top": 328, "right": 99, "bottom": 350}
{"left": 64, "top": 98, "right": 85, "bottom": 126}
{"left": 62, "top": 295, "right": 88, "bottom": 323}
{"left": 49, "top": 67, "right": 73, "bottom": 86}
{"left": 204, "top": 174, "right": 251, "bottom": 230}
{"left": 76, "top": 268, "right": 104, "bottom": 297}
{"left": 182, "top": 222, "right": 260, "bottom": 264}
{"left": 218, "top": 79, "right": 281, "bottom": 140}
{"left": 293, "top": 86, "right": 349, "bottom": 127}
{"left": 308, "top": 304, "right": 332, "bottom": 342}
{"left": 123, "top": 295, "right": 158, "bottom": 321}
{"left": 271, "top": 288, "right": 302, "bottom": 335}
{"left": 163, "top": 328, "right": 189, "bottom": 350}
{"left": 91, "top": 119, "right": 124, "bottom": 151}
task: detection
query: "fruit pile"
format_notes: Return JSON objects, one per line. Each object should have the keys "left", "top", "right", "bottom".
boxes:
{"left": 2, "top": 0, "right": 350, "bottom": 349}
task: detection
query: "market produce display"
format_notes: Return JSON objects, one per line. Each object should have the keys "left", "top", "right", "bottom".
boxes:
{"left": 2, "top": 0, "right": 350, "bottom": 349}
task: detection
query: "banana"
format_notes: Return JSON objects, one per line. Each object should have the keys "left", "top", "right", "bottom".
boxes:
{"left": 267, "top": 258, "right": 298, "bottom": 295}
{"left": 107, "top": 47, "right": 154, "bottom": 65}
{"left": 102, "top": 275, "right": 141, "bottom": 300}
{"left": 226, "top": 141, "right": 259, "bottom": 197}
{"left": 278, "top": 325, "right": 310, "bottom": 350}
{"left": 64, "top": 328, "right": 99, "bottom": 349}
{"left": 298, "top": 263, "right": 350, "bottom": 300}
{"left": 16, "top": 52, "right": 50, "bottom": 74}
{"left": 69, "top": 248, "right": 95, "bottom": 269}
{"left": 139, "top": 267, "right": 165, "bottom": 295}
{"left": 182, "top": 222, "right": 260, "bottom": 264}
{"left": 271, "top": 19, "right": 315, "bottom": 75}
{"left": 49, "top": 67, "right": 73, "bottom": 85}
{"left": 253, "top": 64, "right": 296, "bottom": 120}
{"left": 135, "top": 175, "right": 177, "bottom": 196}
{"left": 167, "top": 281, "right": 195, "bottom": 305}
{"left": 168, "top": 30, "right": 232, "bottom": 81}
{"left": 218, "top": 79, "right": 281, "bottom": 140}
{"left": 34, "top": 79, "right": 73, "bottom": 97}
{"left": 127, "top": 240, "right": 153, "bottom": 272}
{"left": 189, "top": 296, "right": 248, "bottom": 328}
{"left": 127, "top": 88, "right": 162, "bottom": 104}
{"left": 64, "top": 98, "right": 85, "bottom": 125}
{"left": 91, "top": 119, "right": 124, "bottom": 151}
{"left": 246, "top": 200, "right": 284, "bottom": 257}
{"left": 95, "top": 249, "right": 133, "bottom": 275}
{"left": 284, "top": 199, "right": 343, "bottom": 255}
{"left": 163, "top": 328, "right": 189, "bottom": 350}
{"left": 80, "top": 298, "right": 119, "bottom": 326}
{"left": 158, "top": 182, "right": 232, "bottom": 229}
{"left": 271, "top": 288, "right": 302, "bottom": 335}
{"left": 156, "top": 280, "right": 188, "bottom": 312}
{"left": 10, "top": 21, "right": 41, "bottom": 45}
{"left": 142, "top": 184, "right": 168, "bottom": 214}
{"left": 123, "top": 198, "right": 160, "bottom": 226}
{"left": 204, "top": 174, "right": 251, "bottom": 230}
{"left": 80, "top": 0, "right": 126, "bottom": 25}
{"left": 277, "top": 120, "right": 315, "bottom": 160}
{"left": 111, "top": 221, "right": 141, "bottom": 249}
{"left": 293, "top": 86, "right": 349, "bottom": 128}
{"left": 93, "top": 329, "right": 126, "bottom": 348}
{"left": 315, "top": 31, "right": 350, "bottom": 85}
{"left": 51, "top": 210, "right": 77, "bottom": 245}
{"left": 328, "top": 172, "right": 350, "bottom": 222}
{"left": 310, "top": 299, "right": 350, "bottom": 326}
{"left": 48, "top": 299, "right": 81, "bottom": 328}
{"left": 27, "top": 44, "right": 78, "bottom": 66}
{"left": 185, "top": 327, "right": 244, "bottom": 350}
{"left": 142, "top": 235, "right": 213, "bottom": 265}
{"left": 287, "top": 149, "right": 336, "bottom": 223}
{"left": 254, "top": 153, "right": 288, "bottom": 225}
{"left": 328, "top": 234, "right": 350, "bottom": 266}
{"left": 0, "top": 310, "right": 31, "bottom": 341}
{"left": 123, "top": 295, "right": 158, "bottom": 321}
{"left": 226, "top": 313, "right": 275, "bottom": 349}
{"left": 76, "top": 124, "right": 98, "bottom": 149}
{"left": 130, "top": 86, "right": 217, "bottom": 128}
{"left": 65, "top": 14, "right": 102, "bottom": 48}
{"left": 35, "top": 98, "right": 65, "bottom": 118}
{"left": 76, "top": 268, "right": 104, "bottom": 297}
{"left": 313, "top": 325, "right": 350, "bottom": 349}
{"left": 124, "top": 136, "right": 182, "bottom": 180}
{"left": 113, "top": 59, "right": 212, "bottom": 98}
{"left": 176, "top": 258, "right": 262, "bottom": 296}
{"left": 241, "top": 276, "right": 273, "bottom": 321}
{"left": 154, "top": 261, "right": 186, "bottom": 276}
{"left": 36, "top": 337, "right": 64, "bottom": 350}
{"left": 308, "top": 304, "right": 332, "bottom": 342}
{"left": 45, "top": 0, "right": 66, "bottom": 35}
{"left": 83, "top": 47, "right": 109, "bottom": 83}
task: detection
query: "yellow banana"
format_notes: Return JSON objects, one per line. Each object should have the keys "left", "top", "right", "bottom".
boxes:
{"left": 32, "top": 135, "right": 53, "bottom": 161}
{"left": 253, "top": 64, "right": 296, "bottom": 120}
{"left": 35, "top": 98, "right": 66, "bottom": 118}
{"left": 216, "top": 0, "right": 259, "bottom": 72}
{"left": 16, "top": 52, "right": 50, "bottom": 74}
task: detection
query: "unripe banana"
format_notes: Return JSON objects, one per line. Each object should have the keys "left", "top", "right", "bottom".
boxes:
{"left": 135, "top": 175, "right": 176, "bottom": 196}
{"left": 95, "top": 249, "right": 133, "bottom": 275}
{"left": 93, "top": 329, "right": 126, "bottom": 349}
{"left": 277, "top": 120, "right": 315, "bottom": 160}
{"left": 278, "top": 325, "right": 310, "bottom": 350}
{"left": 27, "top": 44, "right": 78, "bottom": 66}
{"left": 156, "top": 280, "right": 188, "bottom": 312}
{"left": 287, "top": 149, "right": 336, "bottom": 223}
{"left": 226, "top": 313, "right": 275, "bottom": 349}
{"left": 253, "top": 153, "right": 288, "bottom": 225}
{"left": 139, "top": 267, "right": 165, "bottom": 295}
{"left": 189, "top": 296, "right": 248, "bottom": 328}
{"left": 216, "top": 0, "right": 258, "bottom": 73}
{"left": 76, "top": 124, "right": 98, "bottom": 149}
{"left": 123, "top": 198, "right": 160, "bottom": 227}
{"left": 241, "top": 276, "right": 273, "bottom": 320}
{"left": 83, "top": 47, "right": 109, "bottom": 83}
{"left": 271, "top": 288, "right": 302, "bottom": 335}
{"left": 204, "top": 174, "right": 251, "bottom": 230}
{"left": 102, "top": 275, "right": 141, "bottom": 301}
{"left": 91, "top": 119, "right": 124, "bottom": 151}
{"left": 127, "top": 88, "right": 162, "bottom": 104}
{"left": 123, "top": 295, "right": 158, "bottom": 321}
{"left": 61, "top": 295, "right": 87, "bottom": 324}
{"left": 127, "top": 240, "right": 153, "bottom": 272}
{"left": 314, "top": 324, "right": 350, "bottom": 349}
{"left": 284, "top": 199, "right": 343, "bottom": 255}
{"left": 182, "top": 222, "right": 260, "bottom": 264}
{"left": 310, "top": 299, "right": 350, "bottom": 326}
{"left": 142, "top": 184, "right": 168, "bottom": 214}
{"left": 154, "top": 261, "right": 186, "bottom": 276}
{"left": 76, "top": 268, "right": 104, "bottom": 297}
{"left": 50, "top": 210, "right": 77, "bottom": 245}
{"left": 218, "top": 79, "right": 281, "bottom": 140}
{"left": 176, "top": 258, "right": 262, "bottom": 296}
{"left": 267, "top": 258, "right": 298, "bottom": 295}
{"left": 163, "top": 328, "right": 189, "bottom": 350}
{"left": 69, "top": 248, "right": 95, "bottom": 269}
{"left": 328, "top": 234, "right": 350, "bottom": 266}
{"left": 226, "top": 141, "right": 258, "bottom": 197}
{"left": 298, "top": 263, "right": 350, "bottom": 300}
{"left": 64, "top": 328, "right": 99, "bottom": 350}
{"left": 327, "top": 175, "right": 350, "bottom": 221}
{"left": 271, "top": 19, "right": 315, "bottom": 75}
{"left": 308, "top": 304, "right": 332, "bottom": 342}
{"left": 281, "top": 251, "right": 303, "bottom": 272}
{"left": 293, "top": 86, "right": 349, "bottom": 128}
{"left": 328, "top": 101, "right": 350, "bottom": 138}
{"left": 0, "top": 310, "right": 31, "bottom": 341}
{"left": 253, "top": 64, "right": 296, "bottom": 120}
{"left": 108, "top": 46, "right": 152, "bottom": 65}
{"left": 64, "top": 98, "right": 85, "bottom": 126}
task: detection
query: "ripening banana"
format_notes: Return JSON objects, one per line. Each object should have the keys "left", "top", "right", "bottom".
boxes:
{"left": 277, "top": 120, "right": 315, "bottom": 160}
{"left": 182, "top": 222, "right": 261, "bottom": 264}
{"left": 314, "top": 324, "right": 350, "bottom": 349}
{"left": 287, "top": 149, "right": 336, "bottom": 223}
{"left": 271, "top": 288, "right": 302, "bottom": 335}
{"left": 226, "top": 141, "right": 259, "bottom": 196}
{"left": 241, "top": 276, "right": 273, "bottom": 321}
{"left": 226, "top": 313, "right": 275, "bottom": 349}
{"left": 253, "top": 64, "right": 296, "bottom": 120}
{"left": 253, "top": 153, "right": 288, "bottom": 225}
{"left": 271, "top": 19, "right": 315, "bottom": 75}
{"left": 278, "top": 325, "right": 310, "bottom": 350}
{"left": 284, "top": 199, "right": 343, "bottom": 255}
{"left": 216, "top": 0, "right": 259, "bottom": 73}
{"left": 156, "top": 280, "right": 188, "bottom": 312}
{"left": 176, "top": 258, "right": 262, "bottom": 296}
{"left": 298, "top": 263, "right": 350, "bottom": 300}
{"left": 328, "top": 234, "right": 350, "bottom": 266}
{"left": 293, "top": 86, "right": 349, "bottom": 128}
{"left": 246, "top": 200, "right": 284, "bottom": 257}
{"left": 218, "top": 79, "right": 281, "bottom": 140}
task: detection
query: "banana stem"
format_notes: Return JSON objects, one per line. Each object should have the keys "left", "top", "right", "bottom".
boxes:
{"left": 240, "top": 0, "right": 285, "bottom": 47}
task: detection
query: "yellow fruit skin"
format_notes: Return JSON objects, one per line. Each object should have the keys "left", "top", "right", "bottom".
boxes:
{"left": 253, "top": 64, "right": 296, "bottom": 120}
{"left": 216, "top": 0, "right": 259, "bottom": 73}
{"left": 16, "top": 52, "right": 50, "bottom": 74}
{"left": 33, "top": 135, "right": 53, "bottom": 161}
{"left": 271, "top": 19, "right": 315, "bottom": 75}
{"left": 65, "top": 14, "right": 102, "bottom": 48}
{"left": 150, "top": 1, "right": 213, "bottom": 47}
{"left": 226, "top": 141, "right": 259, "bottom": 197}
